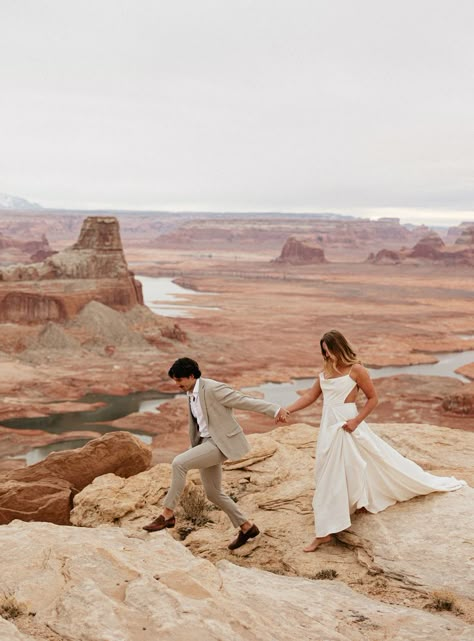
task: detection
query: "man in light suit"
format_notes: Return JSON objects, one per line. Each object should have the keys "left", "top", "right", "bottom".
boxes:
{"left": 143, "top": 357, "right": 289, "bottom": 549}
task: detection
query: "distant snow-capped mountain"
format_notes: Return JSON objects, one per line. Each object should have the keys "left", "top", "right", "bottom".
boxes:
{"left": 0, "top": 193, "right": 42, "bottom": 210}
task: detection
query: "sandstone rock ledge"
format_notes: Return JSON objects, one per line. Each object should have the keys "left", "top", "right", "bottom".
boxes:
{"left": 70, "top": 422, "right": 474, "bottom": 628}
{"left": 0, "top": 521, "right": 472, "bottom": 641}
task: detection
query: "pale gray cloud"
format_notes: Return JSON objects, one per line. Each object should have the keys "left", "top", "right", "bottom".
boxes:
{"left": 0, "top": 0, "right": 473, "bottom": 225}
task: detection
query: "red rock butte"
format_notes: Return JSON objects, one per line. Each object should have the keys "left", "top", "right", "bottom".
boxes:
{"left": 0, "top": 216, "right": 143, "bottom": 323}
{"left": 273, "top": 236, "right": 327, "bottom": 264}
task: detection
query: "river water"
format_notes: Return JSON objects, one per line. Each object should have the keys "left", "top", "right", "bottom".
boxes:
{"left": 137, "top": 275, "right": 219, "bottom": 317}
{"left": 242, "top": 350, "right": 474, "bottom": 405}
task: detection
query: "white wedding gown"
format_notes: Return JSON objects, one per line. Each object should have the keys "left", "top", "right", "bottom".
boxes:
{"left": 313, "top": 372, "right": 466, "bottom": 537}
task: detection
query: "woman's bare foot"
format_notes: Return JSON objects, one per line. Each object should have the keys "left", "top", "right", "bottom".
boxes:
{"left": 303, "top": 535, "right": 333, "bottom": 552}
{"left": 355, "top": 507, "right": 368, "bottom": 514}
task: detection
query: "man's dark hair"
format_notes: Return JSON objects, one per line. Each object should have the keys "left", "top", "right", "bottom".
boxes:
{"left": 168, "top": 357, "right": 201, "bottom": 379}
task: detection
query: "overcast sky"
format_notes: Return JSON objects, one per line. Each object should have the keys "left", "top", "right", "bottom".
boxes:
{"left": 1, "top": 0, "right": 473, "bottom": 225}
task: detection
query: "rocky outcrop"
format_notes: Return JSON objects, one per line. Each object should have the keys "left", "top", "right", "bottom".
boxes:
{"left": 366, "top": 249, "right": 401, "bottom": 264}
{"left": 407, "top": 232, "right": 473, "bottom": 265}
{"left": 455, "top": 224, "right": 474, "bottom": 245}
{"left": 0, "top": 432, "right": 151, "bottom": 525}
{"left": 0, "top": 217, "right": 144, "bottom": 323}
{"left": 0, "top": 232, "right": 54, "bottom": 264}
{"left": 447, "top": 221, "right": 474, "bottom": 243}
{"left": 273, "top": 237, "right": 327, "bottom": 264}
{"left": 71, "top": 422, "right": 473, "bottom": 615}
{"left": 409, "top": 232, "right": 445, "bottom": 259}
{"left": 2, "top": 521, "right": 472, "bottom": 641}
{"left": 370, "top": 231, "right": 474, "bottom": 267}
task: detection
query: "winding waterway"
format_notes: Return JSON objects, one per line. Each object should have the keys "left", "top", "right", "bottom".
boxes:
{"left": 3, "top": 276, "right": 473, "bottom": 463}
{"left": 137, "top": 275, "right": 219, "bottom": 317}
{"left": 242, "top": 350, "right": 474, "bottom": 405}
{"left": 3, "top": 390, "right": 175, "bottom": 465}
{"left": 4, "top": 348, "right": 473, "bottom": 464}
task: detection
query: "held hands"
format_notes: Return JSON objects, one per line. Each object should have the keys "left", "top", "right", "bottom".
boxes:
{"left": 342, "top": 419, "right": 359, "bottom": 433}
{"left": 275, "top": 408, "right": 291, "bottom": 424}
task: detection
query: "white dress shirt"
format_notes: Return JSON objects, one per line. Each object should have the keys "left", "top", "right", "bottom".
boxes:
{"left": 187, "top": 378, "right": 211, "bottom": 438}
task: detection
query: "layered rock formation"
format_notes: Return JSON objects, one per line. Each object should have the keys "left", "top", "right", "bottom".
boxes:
{"left": 446, "top": 221, "right": 474, "bottom": 244}
{"left": 367, "top": 231, "right": 474, "bottom": 266}
{"left": 409, "top": 232, "right": 446, "bottom": 259}
{"left": 1, "top": 519, "right": 472, "bottom": 641}
{"left": 69, "top": 422, "right": 474, "bottom": 622}
{"left": 273, "top": 237, "right": 327, "bottom": 264}
{"left": 410, "top": 232, "right": 473, "bottom": 265}
{"left": 149, "top": 214, "right": 428, "bottom": 256}
{"left": 0, "top": 420, "right": 472, "bottom": 640}
{"left": 455, "top": 224, "right": 474, "bottom": 245}
{"left": 0, "top": 431, "right": 151, "bottom": 525}
{"left": 0, "top": 232, "right": 54, "bottom": 264}
{"left": 0, "top": 217, "right": 144, "bottom": 323}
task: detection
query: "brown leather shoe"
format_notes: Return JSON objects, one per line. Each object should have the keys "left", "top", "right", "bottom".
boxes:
{"left": 142, "top": 514, "right": 176, "bottom": 532}
{"left": 228, "top": 524, "right": 260, "bottom": 550}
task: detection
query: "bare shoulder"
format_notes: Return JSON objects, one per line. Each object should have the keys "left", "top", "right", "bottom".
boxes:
{"left": 351, "top": 363, "right": 370, "bottom": 379}
{"left": 314, "top": 371, "right": 324, "bottom": 385}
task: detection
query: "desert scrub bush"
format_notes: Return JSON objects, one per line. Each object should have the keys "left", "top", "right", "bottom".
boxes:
{"left": 179, "top": 484, "right": 211, "bottom": 526}
{"left": 427, "top": 590, "right": 462, "bottom": 613}
{"left": 314, "top": 569, "right": 338, "bottom": 580}
{"left": 0, "top": 590, "right": 25, "bottom": 619}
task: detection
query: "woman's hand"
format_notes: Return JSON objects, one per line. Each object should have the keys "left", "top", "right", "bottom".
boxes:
{"left": 342, "top": 418, "right": 359, "bottom": 433}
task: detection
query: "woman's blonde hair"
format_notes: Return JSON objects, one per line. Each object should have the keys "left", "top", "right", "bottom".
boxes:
{"left": 320, "top": 330, "right": 360, "bottom": 375}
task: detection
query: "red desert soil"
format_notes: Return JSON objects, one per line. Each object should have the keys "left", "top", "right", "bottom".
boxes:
{"left": 0, "top": 215, "right": 473, "bottom": 467}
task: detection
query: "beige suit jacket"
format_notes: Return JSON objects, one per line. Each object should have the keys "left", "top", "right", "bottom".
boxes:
{"left": 188, "top": 377, "right": 279, "bottom": 461}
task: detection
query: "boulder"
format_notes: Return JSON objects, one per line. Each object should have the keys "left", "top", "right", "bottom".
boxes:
{"left": 0, "top": 477, "right": 73, "bottom": 525}
{"left": 0, "top": 431, "right": 151, "bottom": 525}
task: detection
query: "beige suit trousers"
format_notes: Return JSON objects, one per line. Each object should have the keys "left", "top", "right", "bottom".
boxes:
{"left": 163, "top": 437, "right": 247, "bottom": 527}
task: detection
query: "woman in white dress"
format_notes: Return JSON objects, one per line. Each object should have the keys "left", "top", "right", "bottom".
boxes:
{"left": 284, "top": 330, "right": 466, "bottom": 553}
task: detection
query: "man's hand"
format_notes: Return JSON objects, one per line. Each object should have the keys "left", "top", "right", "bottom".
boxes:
{"left": 275, "top": 408, "right": 290, "bottom": 424}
